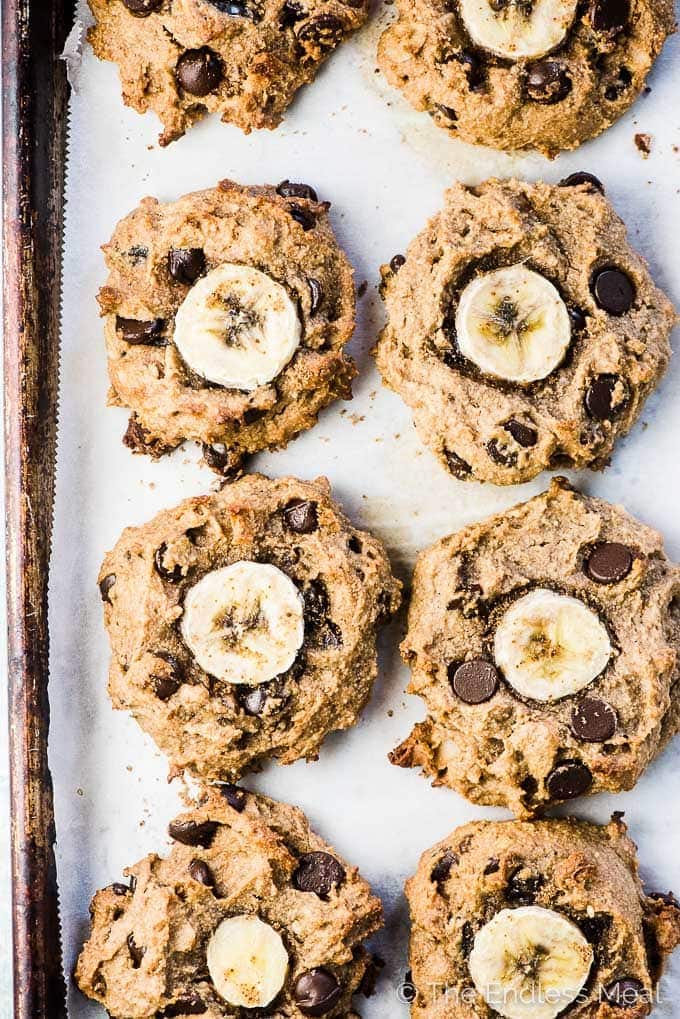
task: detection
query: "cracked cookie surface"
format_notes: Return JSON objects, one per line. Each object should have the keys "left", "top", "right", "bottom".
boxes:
{"left": 391, "top": 479, "right": 680, "bottom": 816}
{"left": 406, "top": 815, "right": 680, "bottom": 1018}
{"left": 99, "top": 181, "right": 357, "bottom": 477}
{"left": 76, "top": 785, "right": 383, "bottom": 1017}
{"left": 377, "top": 0, "right": 674, "bottom": 154}
{"left": 99, "top": 473, "right": 401, "bottom": 780}
{"left": 88, "top": 0, "right": 369, "bottom": 143}
{"left": 375, "top": 178, "right": 676, "bottom": 486}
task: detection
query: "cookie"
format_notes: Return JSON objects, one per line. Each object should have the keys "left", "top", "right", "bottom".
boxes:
{"left": 99, "top": 473, "right": 401, "bottom": 780}
{"left": 406, "top": 814, "right": 680, "bottom": 1018}
{"left": 88, "top": 0, "right": 369, "bottom": 144}
{"left": 99, "top": 181, "right": 357, "bottom": 476}
{"left": 375, "top": 178, "right": 676, "bottom": 486}
{"left": 76, "top": 785, "right": 383, "bottom": 1017}
{"left": 391, "top": 479, "right": 680, "bottom": 816}
{"left": 377, "top": 0, "right": 674, "bottom": 155}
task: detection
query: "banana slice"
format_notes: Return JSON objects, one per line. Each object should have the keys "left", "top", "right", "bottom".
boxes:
{"left": 173, "top": 263, "right": 301, "bottom": 390}
{"left": 207, "top": 915, "right": 289, "bottom": 1009}
{"left": 458, "top": 0, "right": 578, "bottom": 60}
{"left": 469, "top": 906, "right": 593, "bottom": 1019}
{"left": 455, "top": 265, "right": 571, "bottom": 383}
{"left": 180, "top": 562, "right": 304, "bottom": 685}
{"left": 494, "top": 588, "right": 611, "bottom": 702}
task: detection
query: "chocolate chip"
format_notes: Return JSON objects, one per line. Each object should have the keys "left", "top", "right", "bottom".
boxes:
{"left": 122, "top": 0, "right": 163, "bottom": 14}
{"left": 580, "top": 912, "right": 612, "bottom": 944}
{"left": 357, "top": 955, "right": 384, "bottom": 998}
{"left": 111, "top": 882, "right": 130, "bottom": 896}
{"left": 280, "top": 0, "right": 305, "bottom": 24}
{"left": 444, "top": 450, "right": 472, "bottom": 479}
{"left": 127, "top": 933, "right": 145, "bottom": 968}
{"left": 308, "top": 278, "right": 323, "bottom": 315}
{"left": 591, "top": 0, "right": 629, "bottom": 33}
{"left": 449, "top": 660, "right": 499, "bottom": 704}
{"left": 240, "top": 685, "right": 268, "bottom": 715}
{"left": 128, "top": 245, "right": 149, "bottom": 263}
{"left": 293, "top": 969, "right": 342, "bottom": 1016}
{"left": 390, "top": 254, "right": 406, "bottom": 272}
{"left": 571, "top": 698, "right": 617, "bottom": 742}
{"left": 175, "top": 48, "right": 223, "bottom": 96}
{"left": 591, "top": 266, "right": 634, "bottom": 315}
{"left": 568, "top": 306, "right": 588, "bottom": 333}
{"left": 486, "top": 438, "right": 518, "bottom": 468}
{"left": 460, "top": 923, "right": 475, "bottom": 957}
{"left": 348, "top": 535, "right": 362, "bottom": 553}
{"left": 297, "top": 14, "right": 346, "bottom": 57}
{"left": 188, "top": 859, "right": 214, "bottom": 887}
{"left": 605, "top": 67, "right": 633, "bottom": 100}
{"left": 218, "top": 783, "right": 247, "bottom": 812}
{"left": 201, "top": 443, "right": 244, "bottom": 479}
{"left": 525, "top": 61, "right": 572, "bottom": 103}
{"left": 99, "top": 573, "right": 116, "bottom": 603}
{"left": 288, "top": 204, "right": 316, "bottom": 230}
{"left": 168, "top": 248, "right": 206, "bottom": 285}
{"left": 505, "top": 420, "right": 538, "bottom": 448}
{"left": 584, "top": 373, "right": 627, "bottom": 421}
{"left": 484, "top": 858, "right": 500, "bottom": 875}
{"left": 116, "top": 316, "right": 165, "bottom": 345}
{"left": 283, "top": 499, "right": 319, "bottom": 534}
{"left": 547, "top": 760, "right": 593, "bottom": 800}
{"left": 506, "top": 868, "right": 544, "bottom": 905}
{"left": 559, "top": 172, "right": 604, "bottom": 193}
{"left": 303, "top": 578, "right": 329, "bottom": 626}
{"left": 602, "top": 979, "right": 646, "bottom": 1007}
{"left": 277, "top": 180, "right": 318, "bottom": 202}
{"left": 160, "top": 996, "right": 207, "bottom": 1017}
{"left": 294, "top": 852, "right": 346, "bottom": 897}
{"left": 457, "top": 50, "right": 484, "bottom": 89}
{"left": 208, "top": 0, "right": 261, "bottom": 17}
{"left": 430, "top": 851, "right": 458, "bottom": 885}
{"left": 154, "top": 543, "right": 183, "bottom": 583}
{"left": 585, "top": 542, "right": 633, "bottom": 584}
{"left": 167, "top": 819, "right": 219, "bottom": 847}
{"left": 152, "top": 653, "right": 184, "bottom": 701}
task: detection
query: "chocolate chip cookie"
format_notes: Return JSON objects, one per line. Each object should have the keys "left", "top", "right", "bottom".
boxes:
{"left": 99, "top": 473, "right": 401, "bottom": 780}
{"left": 375, "top": 178, "right": 676, "bottom": 485}
{"left": 88, "top": 0, "right": 369, "bottom": 143}
{"left": 391, "top": 478, "right": 680, "bottom": 816}
{"left": 377, "top": 0, "right": 674, "bottom": 155}
{"left": 406, "top": 814, "right": 680, "bottom": 1018}
{"left": 76, "top": 784, "right": 383, "bottom": 1017}
{"left": 99, "top": 181, "right": 357, "bottom": 477}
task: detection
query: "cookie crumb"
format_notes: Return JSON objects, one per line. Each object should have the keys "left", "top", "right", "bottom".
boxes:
{"left": 635, "top": 133, "right": 652, "bottom": 157}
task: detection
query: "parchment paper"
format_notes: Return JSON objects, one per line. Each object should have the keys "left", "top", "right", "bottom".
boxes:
{"left": 51, "top": 4, "right": 680, "bottom": 1014}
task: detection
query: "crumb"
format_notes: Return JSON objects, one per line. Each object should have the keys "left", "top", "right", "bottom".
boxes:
{"left": 369, "top": 391, "right": 377, "bottom": 400}
{"left": 76, "top": 788, "right": 84, "bottom": 797}
{"left": 348, "top": 413, "right": 365, "bottom": 425}
{"left": 358, "top": 281, "right": 368, "bottom": 298}
{"left": 635, "top": 133, "right": 652, "bottom": 157}
{"left": 387, "top": 710, "right": 394, "bottom": 718}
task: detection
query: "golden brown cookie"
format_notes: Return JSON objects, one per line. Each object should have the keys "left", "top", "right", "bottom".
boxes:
{"left": 375, "top": 178, "right": 676, "bottom": 486}
{"left": 391, "top": 479, "right": 680, "bottom": 816}
{"left": 76, "top": 785, "right": 383, "bottom": 1017}
{"left": 88, "top": 0, "right": 370, "bottom": 143}
{"left": 406, "top": 815, "right": 680, "bottom": 1018}
{"left": 99, "top": 473, "right": 401, "bottom": 780}
{"left": 377, "top": 0, "right": 675, "bottom": 155}
{"left": 99, "top": 181, "right": 357, "bottom": 477}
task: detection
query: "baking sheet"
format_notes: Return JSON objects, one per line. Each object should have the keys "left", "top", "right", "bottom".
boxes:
{"left": 51, "top": 4, "right": 680, "bottom": 1014}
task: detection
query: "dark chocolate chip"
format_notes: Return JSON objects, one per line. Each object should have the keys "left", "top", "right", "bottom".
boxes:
{"left": 116, "top": 316, "right": 165, "bottom": 345}
{"left": 457, "top": 50, "right": 485, "bottom": 89}
{"left": 547, "top": 760, "right": 593, "bottom": 800}
{"left": 568, "top": 305, "right": 588, "bottom": 333}
{"left": 168, "top": 248, "right": 206, "bottom": 285}
{"left": 122, "top": 0, "right": 163, "bottom": 14}
{"left": 584, "top": 373, "right": 626, "bottom": 421}
{"left": 357, "top": 955, "right": 384, "bottom": 998}
{"left": 390, "top": 254, "right": 406, "bottom": 272}
{"left": 293, "top": 969, "right": 343, "bottom": 1016}
{"left": 128, "top": 244, "right": 149, "bottom": 263}
{"left": 580, "top": 912, "right": 612, "bottom": 944}
{"left": 605, "top": 67, "right": 633, "bottom": 100}
{"left": 208, "top": 0, "right": 261, "bottom": 18}
{"left": 111, "top": 882, "right": 130, "bottom": 896}
{"left": 571, "top": 698, "right": 617, "bottom": 742}
{"left": 152, "top": 652, "right": 184, "bottom": 702}
{"left": 280, "top": 0, "right": 305, "bottom": 25}
{"left": 201, "top": 443, "right": 244, "bottom": 480}
{"left": 188, "top": 859, "right": 214, "bottom": 887}
{"left": 99, "top": 573, "right": 116, "bottom": 603}
{"left": 585, "top": 542, "right": 633, "bottom": 584}
{"left": 303, "top": 578, "right": 330, "bottom": 624}
{"left": 348, "top": 535, "right": 362, "bottom": 553}
{"left": 430, "top": 851, "right": 458, "bottom": 885}
{"left": 486, "top": 438, "right": 518, "bottom": 468}
{"left": 294, "top": 852, "right": 346, "bottom": 897}
{"left": 436, "top": 104, "right": 458, "bottom": 121}
{"left": 283, "top": 499, "right": 319, "bottom": 534}
{"left": 175, "top": 48, "right": 223, "bottom": 96}
{"left": 506, "top": 868, "right": 544, "bottom": 905}
{"left": 484, "top": 858, "right": 500, "bottom": 875}
{"left": 591, "top": 266, "right": 634, "bottom": 315}
{"left": 591, "top": 0, "right": 630, "bottom": 33}
{"left": 297, "top": 14, "right": 346, "bottom": 56}
{"left": 559, "top": 172, "right": 604, "bottom": 193}
{"left": 154, "top": 543, "right": 183, "bottom": 583}
{"left": 277, "top": 180, "right": 318, "bottom": 202}
{"left": 460, "top": 923, "right": 475, "bottom": 957}
{"left": 525, "top": 61, "right": 572, "bottom": 103}
{"left": 240, "top": 685, "right": 268, "bottom": 715}
{"left": 127, "top": 933, "right": 145, "bottom": 968}
{"left": 444, "top": 450, "right": 472, "bottom": 479}
{"left": 449, "top": 659, "right": 499, "bottom": 704}
{"left": 505, "top": 420, "right": 538, "bottom": 448}
{"left": 308, "top": 277, "right": 323, "bottom": 315}
{"left": 160, "top": 996, "right": 207, "bottom": 1017}
{"left": 602, "top": 979, "right": 646, "bottom": 1007}
{"left": 218, "top": 783, "right": 247, "bottom": 812}
{"left": 288, "top": 204, "right": 316, "bottom": 230}
{"left": 167, "top": 819, "right": 219, "bottom": 847}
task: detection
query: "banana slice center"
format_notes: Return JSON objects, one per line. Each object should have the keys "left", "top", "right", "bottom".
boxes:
{"left": 173, "top": 263, "right": 302, "bottom": 390}
{"left": 494, "top": 588, "right": 612, "bottom": 702}
{"left": 469, "top": 906, "right": 593, "bottom": 1019}
{"left": 455, "top": 265, "right": 571, "bottom": 384}
{"left": 458, "top": 0, "right": 578, "bottom": 60}
{"left": 207, "top": 915, "right": 289, "bottom": 1009}
{"left": 180, "top": 562, "right": 305, "bottom": 686}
